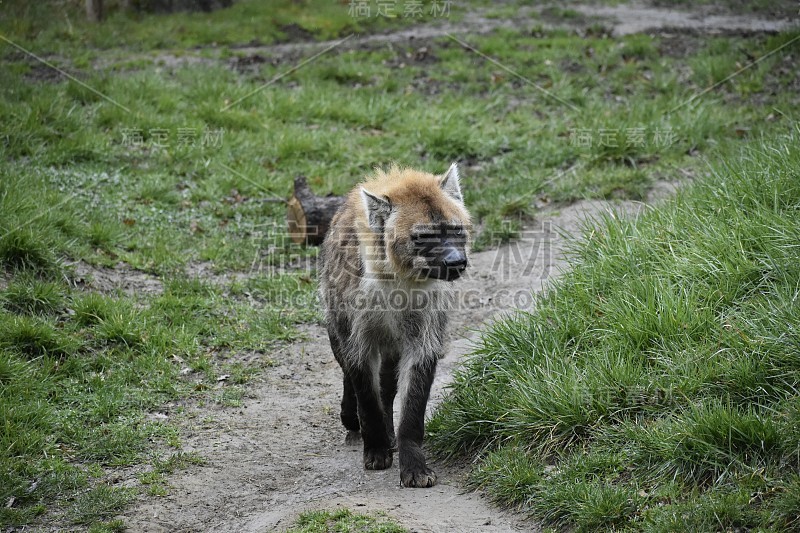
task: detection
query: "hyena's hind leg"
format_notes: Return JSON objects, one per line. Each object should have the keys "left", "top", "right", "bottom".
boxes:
{"left": 347, "top": 355, "right": 394, "bottom": 470}
{"left": 340, "top": 374, "right": 359, "bottom": 432}
{"left": 327, "top": 326, "right": 392, "bottom": 470}
{"left": 327, "top": 330, "right": 359, "bottom": 432}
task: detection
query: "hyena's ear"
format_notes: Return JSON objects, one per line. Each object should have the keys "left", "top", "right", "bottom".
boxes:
{"left": 360, "top": 188, "right": 392, "bottom": 231}
{"left": 439, "top": 162, "right": 463, "bottom": 203}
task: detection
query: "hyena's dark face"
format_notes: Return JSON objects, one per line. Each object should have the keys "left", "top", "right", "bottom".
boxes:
{"left": 361, "top": 163, "right": 471, "bottom": 282}
{"left": 405, "top": 222, "right": 468, "bottom": 281}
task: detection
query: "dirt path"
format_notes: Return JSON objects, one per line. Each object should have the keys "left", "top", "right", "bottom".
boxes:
{"left": 569, "top": 3, "right": 796, "bottom": 35}
{"left": 121, "top": 179, "right": 678, "bottom": 533}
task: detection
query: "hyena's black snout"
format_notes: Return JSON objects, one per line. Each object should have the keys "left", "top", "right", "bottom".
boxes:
{"left": 441, "top": 248, "right": 467, "bottom": 281}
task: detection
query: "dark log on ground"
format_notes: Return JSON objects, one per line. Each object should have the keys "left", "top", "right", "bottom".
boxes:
{"left": 287, "top": 176, "right": 346, "bottom": 246}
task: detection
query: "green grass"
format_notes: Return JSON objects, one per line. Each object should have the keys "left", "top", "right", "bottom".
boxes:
{"left": 0, "top": 271, "right": 311, "bottom": 527}
{"left": 287, "top": 509, "right": 407, "bottom": 533}
{"left": 138, "top": 452, "right": 206, "bottom": 496}
{"left": 429, "top": 129, "right": 800, "bottom": 531}
{"left": 1, "top": 0, "right": 799, "bottom": 529}
{"left": 0, "top": 218, "right": 315, "bottom": 529}
{"left": 2, "top": 26, "right": 797, "bottom": 258}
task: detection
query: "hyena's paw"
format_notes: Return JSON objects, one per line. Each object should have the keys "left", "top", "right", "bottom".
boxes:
{"left": 345, "top": 430, "right": 361, "bottom": 446}
{"left": 363, "top": 447, "right": 393, "bottom": 470}
{"left": 400, "top": 466, "right": 437, "bottom": 488}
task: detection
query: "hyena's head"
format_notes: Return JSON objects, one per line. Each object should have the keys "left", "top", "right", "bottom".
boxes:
{"left": 358, "top": 163, "right": 471, "bottom": 282}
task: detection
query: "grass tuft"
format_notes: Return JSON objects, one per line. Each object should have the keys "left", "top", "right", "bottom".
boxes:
{"left": 2, "top": 276, "right": 66, "bottom": 315}
{"left": 66, "top": 486, "right": 135, "bottom": 526}
{"left": 0, "top": 314, "right": 77, "bottom": 359}
{"left": 0, "top": 228, "right": 59, "bottom": 273}
{"left": 287, "top": 508, "right": 407, "bottom": 533}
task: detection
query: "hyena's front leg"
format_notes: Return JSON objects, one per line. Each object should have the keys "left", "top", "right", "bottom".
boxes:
{"left": 380, "top": 354, "right": 399, "bottom": 449}
{"left": 347, "top": 359, "right": 393, "bottom": 470}
{"left": 397, "top": 356, "right": 438, "bottom": 488}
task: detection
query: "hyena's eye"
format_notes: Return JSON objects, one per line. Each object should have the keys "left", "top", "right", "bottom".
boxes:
{"left": 443, "top": 225, "right": 464, "bottom": 239}
{"left": 412, "top": 233, "right": 439, "bottom": 245}
{"left": 411, "top": 233, "right": 441, "bottom": 257}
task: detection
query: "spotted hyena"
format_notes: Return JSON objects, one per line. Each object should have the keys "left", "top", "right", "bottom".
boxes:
{"left": 318, "top": 163, "right": 470, "bottom": 487}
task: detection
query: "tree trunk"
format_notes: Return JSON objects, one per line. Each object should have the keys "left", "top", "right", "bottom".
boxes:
{"left": 286, "top": 176, "right": 345, "bottom": 246}
{"left": 86, "top": 0, "right": 103, "bottom": 21}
